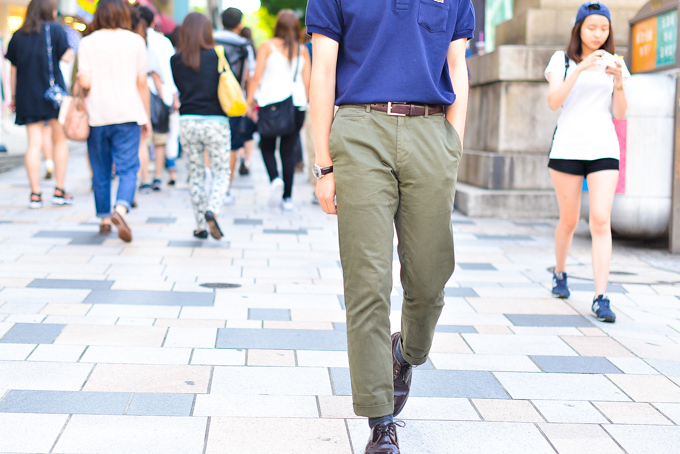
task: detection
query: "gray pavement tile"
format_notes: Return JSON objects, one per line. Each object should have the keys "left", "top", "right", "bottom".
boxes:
{"left": 445, "top": 287, "right": 479, "bottom": 297}
{"left": 0, "top": 390, "right": 130, "bottom": 415}
{"left": 505, "top": 314, "right": 593, "bottom": 327}
{"left": 457, "top": 263, "right": 497, "bottom": 271}
{"left": 262, "top": 228, "right": 308, "bottom": 235}
{"left": 475, "top": 234, "right": 535, "bottom": 241}
{"left": 0, "top": 323, "right": 65, "bottom": 344}
{"left": 645, "top": 359, "right": 680, "bottom": 376}
{"left": 570, "top": 283, "right": 627, "bottom": 293}
{"left": 452, "top": 219, "right": 475, "bottom": 225}
{"left": 513, "top": 221, "right": 554, "bottom": 228}
{"left": 337, "top": 295, "right": 345, "bottom": 310}
{"left": 167, "top": 240, "right": 231, "bottom": 248}
{"left": 248, "top": 308, "right": 291, "bottom": 321}
{"left": 603, "top": 424, "right": 680, "bottom": 454}
{"left": 530, "top": 355, "right": 623, "bottom": 374}
{"left": 234, "top": 218, "right": 263, "bottom": 225}
{"left": 126, "top": 393, "right": 194, "bottom": 416}
{"left": 33, "top": 230, "right": 107, "bottom": 245}
{"left": 28, "top": 279, "right": 113, "bottom": 290}
{"left": 83, "top": 290, "right": 214, "bottom": 306}
{"left": 146, "top": 217, "right": 177, "bottom": 224}
{"left": 333, "top": 322, "right": 346, "bottom": 331}
{"left": 330, "top": 368, "right": 509, "bottom": 399}
{"left": 435, "top": 325, "right": 478, "bottom": 333}
{"left": 217, "top": 328, "right": 347, "bottom": 351}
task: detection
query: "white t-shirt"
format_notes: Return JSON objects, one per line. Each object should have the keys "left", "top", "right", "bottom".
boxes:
{"left": 256, "top": 43, "right": 306, "bottom": 109}
{"left": 545, "top": 50, "right": 630, "bottom": 161}
{"left": 147, "top": 28, "right": 177, "bottom": 105}
{"left": 78, "top": 29, "right": 148, "bottom": 127}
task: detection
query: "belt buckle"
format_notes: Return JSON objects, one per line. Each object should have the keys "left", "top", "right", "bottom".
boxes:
{"left": 386, "top": 102, "right": 406, "bottom": 117}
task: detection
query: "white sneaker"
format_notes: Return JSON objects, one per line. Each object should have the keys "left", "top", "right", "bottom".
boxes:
{"left": 268, "top": 177, "right": 284, "bottom": 207}
{"left": 224, "top": 192, "right": 235, "bottom": 205}
{"left": 281, "top": 197, "right": 293, "bottom": 211}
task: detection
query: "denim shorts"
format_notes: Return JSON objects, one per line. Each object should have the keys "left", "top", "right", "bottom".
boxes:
{"left": 548, "top": 158, "right": 619, "bottom": 176}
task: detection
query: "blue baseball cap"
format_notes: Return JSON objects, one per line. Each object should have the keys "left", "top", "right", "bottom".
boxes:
{"left": 576, "top": 1, "right": 611, "bottom": 24}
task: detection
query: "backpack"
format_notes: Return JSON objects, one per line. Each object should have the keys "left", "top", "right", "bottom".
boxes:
{"left": 213, "top": 31, "right": 249, "bottom": 88}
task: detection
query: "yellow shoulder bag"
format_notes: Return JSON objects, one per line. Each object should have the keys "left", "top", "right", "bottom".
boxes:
{"left": 215, "top": 46, "right": 247, "bottom": 117}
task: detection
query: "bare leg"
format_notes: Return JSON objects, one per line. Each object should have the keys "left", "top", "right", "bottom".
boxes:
{"left": 586, "top": 170, "right": 619, "bottom": 296}
{"left": 138, "top": 139, "right": 149, "bottom": 185}
{"left": 42, "top": 123, "right": 53, "bottom": 177}
{"left": 549, "top": 169, "right": 584, "bottom": 273}
{"left": 49, "top": 119, "right": 69, "bottom": 191}
{"left": 243, "top": 139, "right": 254, "bottom": 169}
{"left": 153, "top": 144, "right": 166, "bottom": 180}
{"left": 25, "top": 122, "right": 44, "bottom": 194}
{"left": 228, "top": 149, "right": 239, "bottom": 191}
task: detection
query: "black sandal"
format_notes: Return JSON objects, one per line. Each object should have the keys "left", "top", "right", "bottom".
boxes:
{"left": 29, "top": 192, "right": 43, "bottom": 209}
{"left": 193, "top": 230, "right": 208, "bottom": 239}
{"left": 53, "top": 187, "right": 73, "bottom": 206}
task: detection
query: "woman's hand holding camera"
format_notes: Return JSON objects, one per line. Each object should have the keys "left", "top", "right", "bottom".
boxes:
{"left": 577, "top": 50, "right": 604, "bottom": 72}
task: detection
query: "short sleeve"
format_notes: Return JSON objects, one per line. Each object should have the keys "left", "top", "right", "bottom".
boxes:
{"left": 53, "top": 23, "right": 70, "bottom": 59}
{"left": 305, "top": 0, "right": 343, "bottom": 42}
{"left": 545, "top": 51, "right": 567, "bottom": 81}
{"left": 77, "top": 38, "right": 91, "bottom": 76}
{"left": 452, "top": 0, "right": 475, "bottom": 42}
{"left": 5, "top": 34, "right": 18, "bottom": 65}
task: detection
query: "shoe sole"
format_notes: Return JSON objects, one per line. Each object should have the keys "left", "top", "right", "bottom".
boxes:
{"left": 111, "top": 212, "right": 132, "bottom": 242}
{"left": 204, "top": 212, "right": 223, "bottom": 240}
{"left": 29, "top": 202, "right": 43, "bottom": 209}
{"left": 551, "top": 292, "right": 570, "bottom": 299}
{"left": 52, "top": 198, "right": 74, "bottom": 206}
{"left": 591, "top": 312, "right": 616, "bottom": 323}
{"left": 268, "top": 180, "right": 284, "bottom": 207}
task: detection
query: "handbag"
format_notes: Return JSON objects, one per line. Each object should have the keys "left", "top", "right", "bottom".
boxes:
{"left": 59, "top": 82, "right": 89, "bottom": 141}
{"left": 215, "top": 46, "right": 247, "bottom": 117}
{"left": 150, "top": 90, "right": 170, "bottom": 133}
{"left": 43, "top": 23, "right": 68, "bottom": 109}
{"left": 257, "top": 45, "right": 301, "bottom": 138}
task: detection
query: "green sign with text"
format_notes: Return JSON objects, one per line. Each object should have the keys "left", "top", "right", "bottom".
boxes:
{"left": 657, "top": 9, "right": 678, "bottom": 67}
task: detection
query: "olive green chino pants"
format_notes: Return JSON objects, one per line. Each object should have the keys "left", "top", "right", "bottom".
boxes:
{"left": 330, "top": 105, "right": 463, "bottom": 418}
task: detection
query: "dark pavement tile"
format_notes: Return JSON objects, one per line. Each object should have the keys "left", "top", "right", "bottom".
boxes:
{"left": 146, "top": 217, "right": 177, "bottom": 224}
{"left": 0, "top": 323, "right": 65, "bottom": 344}
{"left": 445, "top": 287, "right": 479, "bottom": 298}
{"left": 28, "top": 279, "right": 113, "bottom": 290}
{"left": 83, "top": 290, "right": 214, "bottom": 306}
{"left": 531, "top": 356, "right": 623, "bottom": 374}
{"left": 457, "top": 263, "right": 497, "bottom": 271}
{"left": 262, "top": 229, "right": 308, "bottom": 235}
{"left": 435, "top": 325, "right": 478, "bottom": 334}
{"left": 126, "top": 393, "right": 194, "bottom": 416}
{"left": 0, "top": 390, "right": 130, "bottom": 415}
{"left": 216, "top": 328, "right": 347, "bottom": 351}
{"left": 233, "top": 219, "right": 263, "bottom": 225}
{"left": 505, "top": 314, "right": 593, "bottom": 327}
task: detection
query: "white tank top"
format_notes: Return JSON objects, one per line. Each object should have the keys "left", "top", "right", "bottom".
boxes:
{"left": 256, "top": 42, "right": 306, "bottom": 108}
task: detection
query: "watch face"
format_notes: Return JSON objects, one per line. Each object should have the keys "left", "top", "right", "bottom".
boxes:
{"left": 313, "top": 165, "right": 322, "bottom": 179}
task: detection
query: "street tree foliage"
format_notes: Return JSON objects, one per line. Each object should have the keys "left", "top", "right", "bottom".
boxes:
{"left": 260, "top": 0, "right": 307, "bottom": 19}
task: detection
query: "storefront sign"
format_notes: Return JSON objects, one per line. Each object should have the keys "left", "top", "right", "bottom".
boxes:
{"left": 632, "top": 9, "right": 678, "bottom": 72}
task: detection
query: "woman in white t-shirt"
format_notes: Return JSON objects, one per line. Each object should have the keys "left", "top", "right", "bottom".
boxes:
{"left": 545, "top": 1, "right": 629, "bottom": 323}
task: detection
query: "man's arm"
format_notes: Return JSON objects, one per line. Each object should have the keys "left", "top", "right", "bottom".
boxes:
{"left": 309, "top": 34, "right": 339, "bottom": 215}
{"left": 445, "top": 38, "right": 469, "bottom": 146}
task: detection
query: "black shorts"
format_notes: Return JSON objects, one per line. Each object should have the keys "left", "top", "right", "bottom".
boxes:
{"left": 229, "top": 116, "right": 257, "bottom": 151}
{"left": 548, "top": 158, "right": 619, "bottom": 176}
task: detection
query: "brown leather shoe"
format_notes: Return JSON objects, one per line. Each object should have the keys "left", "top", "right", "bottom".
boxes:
{"left": 99, "top": 223, "right": 112, "bottom": 235}
{"left": 392, "top": 332, "right": 412, "bottom": 417}
{"left": 365, "top": 422, "right": 403, "bottom": 453}
{"left": 111, "top": 211, "right": 132, "bottom": 242}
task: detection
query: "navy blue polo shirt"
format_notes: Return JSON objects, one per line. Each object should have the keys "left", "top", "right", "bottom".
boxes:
{"left": 306, "top": 0, "right": 475, "bottom": 106}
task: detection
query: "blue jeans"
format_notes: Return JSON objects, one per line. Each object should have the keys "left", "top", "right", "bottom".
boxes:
{"left": 88, "top": 122, "right": 141, "bottom": 217}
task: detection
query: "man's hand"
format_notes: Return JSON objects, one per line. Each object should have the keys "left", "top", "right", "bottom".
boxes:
{"left": 141, "top": 123, "right": 152, "bottom": 140}
{"left": 316, "top": 173, "right": 337, "bottom": 215}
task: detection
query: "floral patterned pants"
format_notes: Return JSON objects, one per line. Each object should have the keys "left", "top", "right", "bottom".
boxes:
{"left": 180, "top": 119, "right": 231, "bottom": 231}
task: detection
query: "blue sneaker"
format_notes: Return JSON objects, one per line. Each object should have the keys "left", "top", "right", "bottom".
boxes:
{"left": 551, "top": 271, "right": 570, "bottom": 298}
{"left": 592, "top": 295, "right": 616, "bottom": 323}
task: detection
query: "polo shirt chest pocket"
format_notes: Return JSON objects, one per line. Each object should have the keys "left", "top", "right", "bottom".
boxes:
{"left": 418, "top": 0, "right": 450, "bottom": 33}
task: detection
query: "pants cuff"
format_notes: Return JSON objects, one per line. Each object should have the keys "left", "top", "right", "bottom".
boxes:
{"left": 353, "top": 401, "right": 394, "bottom": 418}
{"left": 96, "top": 213, "right": 112, "bottom": 219}
{"left": 115, "top": 200, "right": 131, "bottom": 211}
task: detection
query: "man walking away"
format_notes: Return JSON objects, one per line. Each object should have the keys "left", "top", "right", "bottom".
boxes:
{"left": 214, "top": 7, "right": 256, "bottom": 203}
{"left": 307, "top": 1, "right": 474, "bottom": 452}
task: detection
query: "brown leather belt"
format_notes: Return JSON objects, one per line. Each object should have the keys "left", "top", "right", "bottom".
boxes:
{"left": 359, "top": 102, "right": 444, "bottom": 116}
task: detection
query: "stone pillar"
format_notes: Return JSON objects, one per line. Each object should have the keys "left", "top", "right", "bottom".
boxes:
{"left": 456, "top": 0, "right": 648, "bottom": 218}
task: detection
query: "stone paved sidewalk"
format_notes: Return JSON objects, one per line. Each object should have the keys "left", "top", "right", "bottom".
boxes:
{"left": 0, "top": 144, "right": 679, "bottom": 454}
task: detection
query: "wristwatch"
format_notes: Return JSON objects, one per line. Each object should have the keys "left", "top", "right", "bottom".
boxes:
{"left": 313, "top": 164, "right": 334, "bottom": 179}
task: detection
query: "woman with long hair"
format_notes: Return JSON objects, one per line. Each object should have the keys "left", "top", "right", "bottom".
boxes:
{"left": 77, "top": 0, "right": 151, "bottom": 241}
{"left": 545, "top": 1, "right": 629, "bottom": 323}
{"left": 6, "top": 0, "right": 74, "bottom": 208}
{"left": 246, "top": 9, "right": 311, "bottom": 211}
{"left": 171, "top": 12, "right": 230, "bottom": 240}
